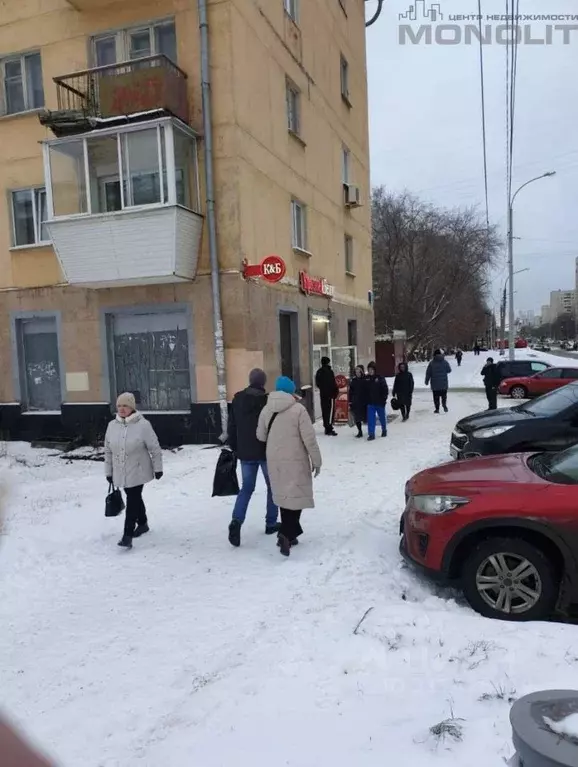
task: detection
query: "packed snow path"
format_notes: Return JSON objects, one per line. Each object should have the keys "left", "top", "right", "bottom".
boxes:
{"left": 1, "top": 357, "right": 577, "bottom": 766}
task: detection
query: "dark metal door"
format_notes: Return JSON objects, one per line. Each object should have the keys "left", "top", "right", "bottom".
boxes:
{"left": 20, "top": 318, "right": 61, "bottom": 411}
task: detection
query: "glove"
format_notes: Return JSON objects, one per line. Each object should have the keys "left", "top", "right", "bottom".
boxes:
{"left": 313, "top": 467, "right": 321, "bottom": 478}
{"left": 106, "top": 476, "right": 113, "bottom": 484}
{"left": 155, "top": 472, "right": 163, "bottom": 480}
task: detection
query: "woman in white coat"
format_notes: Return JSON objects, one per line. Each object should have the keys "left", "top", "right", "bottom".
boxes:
{"left": 104, "top": 392, "right": 163, "bottom": 549}
{"left": 257, "top": 376, "right": 322, "bottom": 557}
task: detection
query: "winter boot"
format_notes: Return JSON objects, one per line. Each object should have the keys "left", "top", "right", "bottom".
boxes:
{"left": 381, "top": 431, "right": 387, "bottom": 438}
{"left": 367, "top": 435, "right": 376, "bottom": 441}
{"left": 117, "top": 536, "right": 133, "bottom": 549}
{"left": 265, "top": 523, "right": 281, "bottom": 535}
{"left": 228, "top": 520, "right": 241, "bottom": 547}
{"left": 330, "top": 428, "right": 338, "bottom": 436}
{"left": 443, "top": 405, "right": 449, "bottom": 413}
{"left": 278, "top": 534, "right": 291, "bottom": 557}
{"left": 132, "top": 524, "right": 150, "bottom": 538}
{"left": 277, "top": 537, "right": 299, "bottom": 548}
{"left": 355, "top": 430, "right": 363, "bottom": 439}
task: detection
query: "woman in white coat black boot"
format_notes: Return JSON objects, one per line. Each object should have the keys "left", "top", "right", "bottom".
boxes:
{"left": 104, "top": 392, "right": 163, "bottom": 549}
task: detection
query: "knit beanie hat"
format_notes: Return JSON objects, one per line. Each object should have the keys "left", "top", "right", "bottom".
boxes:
{"left": 249, "top": 368, "right": 267, "bottom": 388}
{"left": 275, "top": 376, "right": 296, "bottom": 395}
{"left": 116, "top": 392, "right": 136, "bottom": 411}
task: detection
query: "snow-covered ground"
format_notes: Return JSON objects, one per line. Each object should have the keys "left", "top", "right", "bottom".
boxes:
{"left": 1, "top": 352, "right": 578, "bottom": 766}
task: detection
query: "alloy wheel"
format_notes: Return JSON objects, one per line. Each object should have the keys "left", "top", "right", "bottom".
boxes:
{"left": 475, "top": 552, "right": 542, "bottom": 615}
{"left": 511, "top": 386, "right": 527, "bottom": 399}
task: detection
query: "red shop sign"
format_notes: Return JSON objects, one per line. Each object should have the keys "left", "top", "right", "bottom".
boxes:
{"left": 298, "top": 271, "right": 335, "bottom": 299}
{"left": 242, "top": 256, "right": 286, "bottom": 283}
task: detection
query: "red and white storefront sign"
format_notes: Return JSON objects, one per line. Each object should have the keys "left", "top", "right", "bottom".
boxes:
{"left": 243, "top": 255, "right": 286, "bottom": 283}
{"left": 298, "top": 271, "right": 335, "bottom": 299}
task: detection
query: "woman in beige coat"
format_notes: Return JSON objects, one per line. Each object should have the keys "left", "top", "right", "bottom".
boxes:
{"left": 257, "top": 376, "right": 322, "bottom": 556}
{"left": 104, "top": 392, "right": 163, "bottom": 549}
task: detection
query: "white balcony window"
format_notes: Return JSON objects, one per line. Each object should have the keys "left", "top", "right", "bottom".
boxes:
{"left": 41, "top": 117, "right": 202, "bottom": 288}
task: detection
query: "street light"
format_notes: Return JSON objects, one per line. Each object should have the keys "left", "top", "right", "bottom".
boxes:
{"left": 508, "top": 172, "right": 556, "bottom": 360}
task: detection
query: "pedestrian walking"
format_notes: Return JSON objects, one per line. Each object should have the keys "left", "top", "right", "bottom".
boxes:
{"left": 348, "top": 364, "right": 367, "bottom": 438}
{"left": 104, "top": 393, "right": 163, "bottom": 549}
{"left": 315, "top": 356, "right": 338, "bottom": 436}
{"left": 392, "top": 361, "right": 414, "bottom": 421}
{"left": 227, "top": 368, "right": 278, "bottom": 547}
{"left": 256, "top": 376, "right": 321, "bottom": 557}
{"left": 473, "top": 343, "right": 480, "bottom": 356}
{"left": 481, "top": 356, "right": 501, "bottom": 410}
{"left": 366, "top": 362, "right": 388, "bottom": 440}
{"left": 425, "top": 349, "right": 452, "bottom": 413}
{"left": 455, "top": 349, "right": 463, "bottom": 367}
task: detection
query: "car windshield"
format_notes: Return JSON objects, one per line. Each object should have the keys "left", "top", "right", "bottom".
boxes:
{"left": 518, "top": 383, "right": 578, "bottom": 417}
{"left": 540, "top": 444, "right": 578, "bottom": 485}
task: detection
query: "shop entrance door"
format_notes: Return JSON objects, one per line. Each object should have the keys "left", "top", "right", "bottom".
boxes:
{"left": 279, "top": 312, "right": 299, "bottom": 383}
{"left": 311, "top": 313, "right": 331, "bottom": 420}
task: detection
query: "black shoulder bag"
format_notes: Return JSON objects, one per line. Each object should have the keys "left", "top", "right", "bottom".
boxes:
{"left": 105, "top": 482, "right": 125, "bottom": 517}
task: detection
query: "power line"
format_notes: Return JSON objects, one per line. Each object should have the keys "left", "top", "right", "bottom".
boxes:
{"left": 477, "top": 0, "right": 490, "bottom": 227}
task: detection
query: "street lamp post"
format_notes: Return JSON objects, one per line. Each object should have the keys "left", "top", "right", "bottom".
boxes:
{"left": 508, "top": 172, "right": 556, "bottom": 360}
{"left": 501, "top": 269, "right": 529, "bottom": 354}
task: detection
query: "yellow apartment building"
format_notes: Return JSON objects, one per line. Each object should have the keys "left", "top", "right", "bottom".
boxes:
{"left": 0, "top": 0, "right": 373, "bottom": 444}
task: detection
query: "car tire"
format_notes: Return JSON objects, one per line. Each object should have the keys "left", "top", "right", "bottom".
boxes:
{"left": 510, "top": 385, "right": 527, "bottom": 399}
{"left": 461, "top": 537, "right": 559, "bottom": 621}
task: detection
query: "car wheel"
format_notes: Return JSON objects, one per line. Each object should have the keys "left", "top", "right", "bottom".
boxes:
{"left": 510, "top": 385, "right": 527, "bottom": 399}
{"left": 461, "top": 537, "right": 559, "bottom": 621}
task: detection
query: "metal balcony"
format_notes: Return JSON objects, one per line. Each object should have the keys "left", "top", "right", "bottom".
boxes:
{"left": 40, "top": 55, "right": 188, "bottom": 137}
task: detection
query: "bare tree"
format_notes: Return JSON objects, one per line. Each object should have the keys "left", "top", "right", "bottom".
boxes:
{"left": 372, "top": 188, "right": 501, "bottom": 349}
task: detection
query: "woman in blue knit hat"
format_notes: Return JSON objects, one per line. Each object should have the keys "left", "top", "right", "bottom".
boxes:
{"left": 256, "top": 376, "right": 322, "bottom": 556}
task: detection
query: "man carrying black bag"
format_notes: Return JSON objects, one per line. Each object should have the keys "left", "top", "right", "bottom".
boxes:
{"left": 226, "top": 369, "right": 279, "bottom": 547}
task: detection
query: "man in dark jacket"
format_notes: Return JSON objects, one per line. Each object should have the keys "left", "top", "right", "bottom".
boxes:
{"left": 315, "top": 356, "right": 339, "bottom": 436}
{"left": 227, "top": 368, "right": 278, "bottom": 547}
{"left": 392, "top": 361, "right": 414, "bottom": 421}
{"left": 455, "top": 349, "right": 463, "bottom": 367}
{"left": 348, "top": 365, "right": 367, "bottom": 438}
{"left": 425, "top": 349, "right": 452, "bottom": 413}
{"left": 366, "top": 361, "right": 389, "bottom": 440}
{"left": 481, "top": 356, "right": 501, "bottom": 410}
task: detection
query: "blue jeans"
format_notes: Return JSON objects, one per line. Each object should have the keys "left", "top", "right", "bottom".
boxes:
{"left": 367, "top": 405, "right": 387, "bottom": 437}
{"left": 232, "top": 461, "right": 278, "bottom": 527}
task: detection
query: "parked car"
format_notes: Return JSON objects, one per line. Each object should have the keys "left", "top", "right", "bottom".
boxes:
{"left": 495, "top": 359, "right": 551, "bottom": 383}
{"left": 515, "top": 338, "right": 528, "bottom": 348}
{"left": 498, "top": 366, "right": 578, "bottom": 399}
{"left": 450, "top": 382, "right": 578, "bottom": 460}
{"left": 400, "top": 444, "right": 578, "bottom": 621}
{"left": 536, "top": 344, "right": 552, "bottom": 352}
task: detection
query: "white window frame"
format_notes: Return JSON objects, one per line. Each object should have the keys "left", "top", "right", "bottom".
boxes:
{"left": 341, "top": 145, "right": 351, "bottom": 184}
{"left": 10, "top": 187, "right": 50, "bottom": 248}
{"left": 1, "top": 51, "right": 44, "bottom": 116}
{"left": 284, "top": 0, "right": 299, "bottom": 23}
{"left": 291, "top": 199, "right": 307, "bottom": 251}
{"left": 340, "top": 54, "right": 350, "bottom": 102}
{"left": 344, "top": 234, "right": 354, "bottom": 274}
{"left": 91, "top": 18, "right": 177, "bottom": 65}
{"left": 286, "top": 79, "right": 301, "bottom": 135}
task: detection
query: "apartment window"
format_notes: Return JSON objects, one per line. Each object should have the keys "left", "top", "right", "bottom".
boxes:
{"left": 291, "top": 199, "right": 307, "bottom": 251}
{"left": 340, "top": 54, "right": 350, "bottom": 103}
{"left": 2, "top": 52, "right": 44, "bottom": 115}
{"left": 284, "top": 0, "right": 299, "bottom": 23}
{"left": 15, "top": 316, "right": 62, "bottom": 411}
{"left": 286, "top": 79, "right": 301, "bottom": 135}
{"left": 93, "top": 20, "right": 177, "bottom": 66}
{"left": 11, "top": 188, "right": 49, "bottom": 247}
{"left": 344, "top": 234, "right": 354, "bottom": 273}
{"left": 342, "top": 146, "right": 351, "bottom": 184}
{"left": 107, "top": 309, "right": 191, "bottom": 411}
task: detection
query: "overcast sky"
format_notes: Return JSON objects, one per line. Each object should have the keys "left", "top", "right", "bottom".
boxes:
{"left": 366, "top": 0, "right": 578, "bottom": 316}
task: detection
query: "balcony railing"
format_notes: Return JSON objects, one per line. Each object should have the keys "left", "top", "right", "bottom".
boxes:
{"left": 48, "top": 55, "right": 188, "bottom": 130}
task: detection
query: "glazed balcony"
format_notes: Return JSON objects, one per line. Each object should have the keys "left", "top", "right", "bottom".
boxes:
{"left": 40, "top": 55, "right": 188, "bottom": 137}
{"left": 41, "top": 117, "right": 203, "bottom": 288}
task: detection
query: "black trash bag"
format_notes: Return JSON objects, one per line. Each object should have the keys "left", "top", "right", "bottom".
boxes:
{"left": 212, "top": 449, "right": 240, "bottom": 497}
{"left": 105, "top": 482, "right": 125, "bottom": 517}
{"left": 390, "top": 397, "right": 400, "bottom": 411}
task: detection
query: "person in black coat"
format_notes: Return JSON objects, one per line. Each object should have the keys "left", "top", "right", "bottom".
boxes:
{"left": 348, "top": 365, "right": 367, "bottom": 438}
{"left": 366, "top": 361, "right": 389, "bottom": 441}
{"left": 315, "top": 356, "right": 339, "bottom": 436}
{"left": 481, "top": 356, "right": 501, "bottom": 410}
{"left": 227, "top": 368, "right": 278, "bottom": 547}
{"left": 392, "top": 361, "right": 414, "bottom": 422}
{"left": 455, "top": 349, "right": 463, "bottom": 367}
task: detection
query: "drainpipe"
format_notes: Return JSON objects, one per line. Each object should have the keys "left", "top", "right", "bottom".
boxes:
{"left": 198, "top": 0, "right": 228, "bottom": 441}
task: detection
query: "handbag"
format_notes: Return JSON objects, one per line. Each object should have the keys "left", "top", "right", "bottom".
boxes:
{"left": 348, "top": 410, "right": 356, "bottom": 428}
{"left": 390, "top": 397, "right": 400, "bottom": 411}
{"left": 212, "top": 449, "right": 240, "bottom": 497}
{"left": 105, "top": 482, "right": 125, "bottom": 517}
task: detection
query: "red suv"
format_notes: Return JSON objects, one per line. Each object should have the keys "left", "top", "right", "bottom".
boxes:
{"left": 499, "top": 366, "right": 578, "bottom": 399}
{"left": 400, "top": 446, "right": 578, "bottom": 621}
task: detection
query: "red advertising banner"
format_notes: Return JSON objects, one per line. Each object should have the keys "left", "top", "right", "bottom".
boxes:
{"left": 333, "top": 374, "right": 349, "bottom": 424}
{"left": 298, "top": 271, "right": 335, "bottom": 299}
{"left": 243, "top": 256, "right": 286, "bottom": 283}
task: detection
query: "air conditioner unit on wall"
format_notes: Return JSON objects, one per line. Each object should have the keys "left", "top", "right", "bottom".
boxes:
{"left": 345, "top": 184, "right": 361, "bottom": 208}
